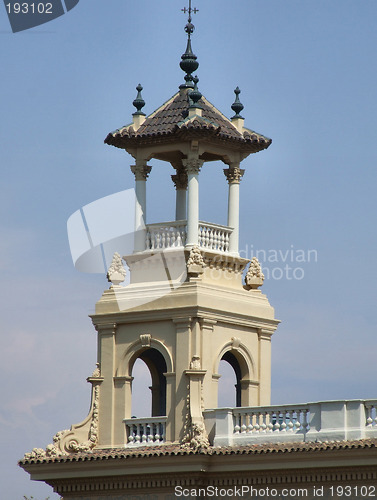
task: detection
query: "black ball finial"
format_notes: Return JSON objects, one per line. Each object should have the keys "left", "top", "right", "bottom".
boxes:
{"left": 231, "top": 86, "right": 244, "bottom": 119}
{"left": 132, "top": 84, "right": 146, "bottom": 116}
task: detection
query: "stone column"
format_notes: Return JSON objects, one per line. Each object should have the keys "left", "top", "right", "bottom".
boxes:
{"left": 258, "top": 328, "right": 273, "bottom": 406}
{"left": 95, "top": 322, "right": 117, "bottom": 447}
{"left": 113, "top": 375, "right": 133, "bottom": 446}
{"left": 171, "top": 169, "right": 188, "bottom": 221}
{"left": 224, "top": 164, "right": 244, "bottom": 255}
{"left": 183, "top": 158, "right": 203, "bottom": 247}
{"left": 130, "top": 160, "right": 152, "bottom": 252}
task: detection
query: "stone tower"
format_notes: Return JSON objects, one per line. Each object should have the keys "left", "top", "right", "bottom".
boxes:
{"left": 22, "top": 8, "right": 279, "bottom": 458}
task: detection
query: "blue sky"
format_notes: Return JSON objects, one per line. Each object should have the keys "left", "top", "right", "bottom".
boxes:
{"left": 1, "top": 0, "right": 377, "bottom": 498}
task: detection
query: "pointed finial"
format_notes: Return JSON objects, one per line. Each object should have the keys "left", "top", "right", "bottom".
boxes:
{"left": 189, "top": 76, "right": 202, "bottom": 107}
{"left": 179, "top": 0, "right": 199, "bottom": 89}
{"left": 231, "top": 87, "right": 244, "bottom": 119}
{"left": 132, "top": 84, "right": 146, "bottom": 116}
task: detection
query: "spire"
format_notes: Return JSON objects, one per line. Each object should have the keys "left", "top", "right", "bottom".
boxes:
{"left": 179, "top": 0, "right": 199, "bottom": 90}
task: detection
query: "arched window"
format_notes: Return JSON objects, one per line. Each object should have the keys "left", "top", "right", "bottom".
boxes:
{"left": 130, "top": 348, "right": 167, "bottom": 417}
{"left": 218, "top": 351, "right": 242, "bottom": 407}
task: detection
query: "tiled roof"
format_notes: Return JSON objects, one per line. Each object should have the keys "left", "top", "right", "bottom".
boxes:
{"left": 19, "top": 438, "right": 377, "bottom": 465}
{"left": 104, "top": 90, "right": 271, "bottom": 154}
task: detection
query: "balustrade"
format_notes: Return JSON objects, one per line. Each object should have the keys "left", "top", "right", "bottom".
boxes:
{"left": 198, "top": 222, "right": 231, "bottom": 252}
{"left": 206, "top": 400, "right": 377, "bottom": 447}
{"left": 145, "top": 221, "right": 233, "bottom": 252}
{"left": 146, "top": 222, "right": 186, "bottom": 250}
{"left": 233, "top": 405, "right": 309, "bottom": 436}
{"left": 123, "top": 417, "right": 167, "bottom": 446}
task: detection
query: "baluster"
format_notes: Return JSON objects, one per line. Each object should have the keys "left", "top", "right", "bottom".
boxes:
{"left": 267, "top": 411, "right": 273, "bottom": 433}
{"left": 141, "top": 423, "right": 147, "bottom": 443}
{"left": 208, "top": 228, "right": 214, "bottom": 249}
{"left": 302, "top": 409, "right": 309, "bottom": 432}
{"left": 280, "top": 411, "right": 287, "bottom": 432}
{"left": 135, "top": 424, "right": 141, "bottom": 444}
{"left": 161, "top": 231, "right": 166, "bottom": 248}
{"left": 171, "top": 229, "right": 176, "bottom": 247}
{"left": 287, "top": 411, "right": 294, "bottom": 433}
{"left": 260, "top": 413, "right": 267, "bottom": 433}
{"left": 225, "top": 232, "right": 229, "bottom": 252}
{"left": 220, "top": 231, "right": 225, "bottom": 252}
{"left": 234, "top": 413, "right": 241, "bottom": 434}
{"left": 366, "top": 406, "right": 373, "bottom": 427}
{"left": 274, "top": 411, "right": 282, "bottom": 432}
{"left": 247, "top": 413, "right": 253, "bottom": 433}
{"left": 241, "top": 412, "right": 247, "bottom": 433}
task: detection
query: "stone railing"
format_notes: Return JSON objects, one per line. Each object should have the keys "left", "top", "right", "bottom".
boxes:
{"left": 145, "top": 221, "right": 233, "bottom": 253}
{"left": 203, "top": 399, "right": 377, "bottom": 447}
{"left": 123, "top": 417, "right": 167, "bottom": 446}
{"left": 198, "top": 222, "right": 232, "bottom": 253}
{"left": 146, "top": 221, "right": 187, "bottom": 250}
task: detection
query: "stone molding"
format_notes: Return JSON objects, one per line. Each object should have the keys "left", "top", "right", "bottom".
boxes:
{"left": 47, "top": 463, "right": 377, "bottom": 495}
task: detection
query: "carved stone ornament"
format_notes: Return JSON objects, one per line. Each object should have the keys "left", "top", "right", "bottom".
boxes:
{"left": 91, "top": 362, "right": 101, "bottom": 378}
{"left": 181, "top": 385, "right": 210, "bottom": 452}
{"left": 171, "top": 170, "right": 188, "bottom": 190}
{"left": 140, "top": 333, "right": 151, "bottom": 347}
{"left": 23, "top": 384, "right": 100, "bottom": 460}
{"left": 189, "top": 355, "right": 201, "bottom": 370}
{"left": 223, "top": 166, "right": 245, "bottom": 184}
{"left": 130, "top": 163, "right": 152, "bottom": 181}
{"left": 182, "top": 158, "right": 204, "bottom": 175}
{"left": 107, "top": 252, "right": 126, "bottom": 286}
{"left": 187, "top": 246, "right": 204, "bottom": 275}
{"left": 232, "top": 337, "right": 241, "bottom": 349}
{"left": 244, "top": 257, "right": 265, "bottom": 290}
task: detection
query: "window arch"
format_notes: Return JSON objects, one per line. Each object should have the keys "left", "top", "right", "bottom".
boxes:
{"left": 130, "top": 347, "right": 167, "bottom": 417}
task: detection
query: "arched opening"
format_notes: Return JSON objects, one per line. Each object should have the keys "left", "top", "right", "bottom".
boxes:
{"left": 219, "top": 351, "right": 242, "bottom": 407}
{"left": 131, "top": 358, "right": 152, "bottom": 417}
{"left": 130, "top": 348, "right": 167, "bottom": 417}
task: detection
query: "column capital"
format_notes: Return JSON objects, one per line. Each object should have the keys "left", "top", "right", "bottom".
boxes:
{"left": 182, "top": 158, "right": 204, "bottom": 175}
{"left": 130, "top": 163, "right": 152, "bottom": 180}
{"left": 223, "top": 165, "right": 245, "bottom": 184}
{"left": 171, "top": 170, "right": 188, "bottom": 190}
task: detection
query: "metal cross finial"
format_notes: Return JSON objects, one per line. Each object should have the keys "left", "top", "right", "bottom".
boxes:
{"left": 182, "top": 0, "right": 198, "bottom": 23}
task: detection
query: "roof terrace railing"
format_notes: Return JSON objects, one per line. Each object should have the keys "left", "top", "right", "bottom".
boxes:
{"left": 145, "top": 220, "right": 233, "bottom": 253}
{"left": 203, "top": 399, "right": 377, "bottom": 447}
{"left": 123, "top": 416, "right": 167, "bottom": 447}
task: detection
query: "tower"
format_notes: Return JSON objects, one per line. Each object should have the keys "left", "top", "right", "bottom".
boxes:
{"left": 93, "top": 10, "right": 279, "bottom": 448}
{"left": 20, "top": 6, "right": 377, "bottom": 499}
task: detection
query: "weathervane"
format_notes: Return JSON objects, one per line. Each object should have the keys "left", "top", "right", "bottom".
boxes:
{"left": 182, "top": 0, "right": 198, "bottom": 36}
